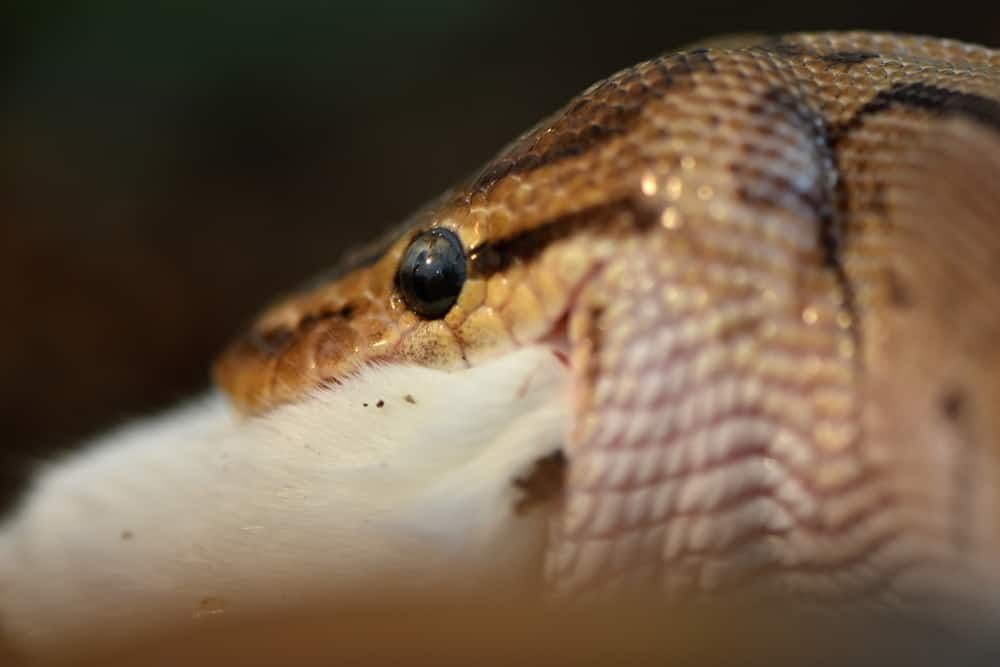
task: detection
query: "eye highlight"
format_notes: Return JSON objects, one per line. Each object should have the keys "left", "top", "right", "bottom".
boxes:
{"left": 397, "top": 228, "right": 467, "bottom": 319}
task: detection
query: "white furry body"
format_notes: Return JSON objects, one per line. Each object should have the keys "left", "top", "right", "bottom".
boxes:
{"left": 0, "top": 346, "right": 569, "bottom": 658}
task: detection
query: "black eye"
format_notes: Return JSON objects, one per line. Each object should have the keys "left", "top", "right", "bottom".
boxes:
{"left": 398, "top": 228, "right": 467, "bottom": 319}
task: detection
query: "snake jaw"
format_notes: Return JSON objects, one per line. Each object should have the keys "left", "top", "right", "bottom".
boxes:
{"left": 207, "top": 30, "right": 1000, "bottom": 610}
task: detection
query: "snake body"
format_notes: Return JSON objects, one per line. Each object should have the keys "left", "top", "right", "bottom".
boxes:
{"left": 215, "top": 32, "right": 1000, "bottom": 604}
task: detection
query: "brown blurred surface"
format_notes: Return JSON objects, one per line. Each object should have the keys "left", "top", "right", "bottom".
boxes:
{"left": 3, "top": 2, "right": 1000, "bottom": 509}
{"left": 4, "top": 598, "right": 1000, "bottom": 667}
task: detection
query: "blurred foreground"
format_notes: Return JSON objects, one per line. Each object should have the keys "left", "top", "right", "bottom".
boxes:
{"left": 4, "top": 598, "right": 999, "bottom": 667}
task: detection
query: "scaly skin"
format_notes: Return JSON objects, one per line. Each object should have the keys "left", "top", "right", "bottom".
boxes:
{"left": 215, "top": 32, "right": 1000, "bottom": 607}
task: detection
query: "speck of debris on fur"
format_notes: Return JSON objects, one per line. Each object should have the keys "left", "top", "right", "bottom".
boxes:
{"left": 404, "top": 394, "right": 416, "bottom": 404}
{"left": 376, "top": 399, "right": 385, "bottom": 408}
{"left": 362, "top": 402, "right": 368, "bottom": 407}
{"left": 121, "top": 530, "right": 133, "bottom": 540}
{"left": 194, "top": 596, "right": 227, "bottom": 618}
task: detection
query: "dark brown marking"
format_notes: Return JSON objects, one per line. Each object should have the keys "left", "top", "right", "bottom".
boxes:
{"left": 376, "top": 399, "right": 385, "bottom": 408}
{"left": 249, "top": 301, "right": 359, "bottom": 358}
{"left": 583, "top": 305, "right": 606, "bottom": 395}
{"left": 755, "top": 39, "right": 810, "bottom": 58}
{"left": 940, "top": 388, "right": 967, "bottom": 423}
{"left": 822, "top": 83, "right": 1000, "bottom": 369}
{"left": 748, "top": 87, "right": 863, "bottom": 356}
{"left": 886, "top": 268, "right": 912, "bottom": 308}
{"left": 253, "top": 326, "right": 294, "bottom": 354}
{"left": 298, "top": 302, "right": 359, "bottom": 330}
{"left": 120, "top": 530, "right": 133, "bottom": 540}
{"left": 362, "top": 402, "right": 368, "bottom": 407}
{"left": 468, "top": 197, "right": 644, "bottom": 279}
{"left": 403, "top": 394, "right": 416, "bottom": 404}
{"left": 475, "top": 160, "right": 513, "bottom": 187}
{"left": 741, "top": 87, "right": 859, "bottom": 340}
{"left": 821, "top": 51, "right": 879, "bottom": 67}
{"left": 468, "top": 244, "right": 505, "bottom": 277}
{"left": 941, "top": 385, "right": 975, "bottom": 553}
{"left": 756, "top": 40, "right": 878, "bottom": 69}
{"left": 870, "top": 180, "right": 889, "bottom": 216}
{"left": 718, "top": 315, "right": 763, "bottom": 344}
{"left": 296, "top": 309, "right": 333, "bottom": 331}
{"left": 513, "top": 450, "right": 567, "bottom": 516}
{"left": 752, "top": 88, "right": 840, "bottom": 259}
{"left": 832, "top": 83, "right": 1000, "bottom": 142}
{"left": 471, "top": 51, "right": 716, "bottom": 191}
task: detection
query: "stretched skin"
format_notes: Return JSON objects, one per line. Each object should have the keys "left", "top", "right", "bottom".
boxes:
{"left": 215, "top": 32, "right": 1000, "bottom": 607}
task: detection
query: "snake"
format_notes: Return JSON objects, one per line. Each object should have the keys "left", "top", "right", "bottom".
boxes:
{"left": 215, "top": 31, "right": 1000, "bottom": 605}
{"left": 3, "top": 30, "right": 1000, "bottom": 661}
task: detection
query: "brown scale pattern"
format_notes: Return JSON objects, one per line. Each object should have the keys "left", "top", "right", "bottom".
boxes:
{"left": 215, "top": 33, "right": 1000, "bottom": 608}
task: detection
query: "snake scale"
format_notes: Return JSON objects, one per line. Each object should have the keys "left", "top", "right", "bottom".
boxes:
{"left": 217, "top": 31, "right": 1000, "bottom": 603}
{"left": 3, "top": 30, "right": 1000, "bottom": 661}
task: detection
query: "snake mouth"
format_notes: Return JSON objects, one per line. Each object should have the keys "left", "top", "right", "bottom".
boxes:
{"left": 536, "top": 257, "right": 612, "bottom": 359}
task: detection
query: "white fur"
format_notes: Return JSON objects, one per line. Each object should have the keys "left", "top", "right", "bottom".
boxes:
{"left": 0, "top": 346, "right": 570, "bottom": 658}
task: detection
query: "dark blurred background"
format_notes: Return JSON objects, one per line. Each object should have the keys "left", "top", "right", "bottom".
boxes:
{"left": 3, "top": 1, "right": 999, "bottom": 511}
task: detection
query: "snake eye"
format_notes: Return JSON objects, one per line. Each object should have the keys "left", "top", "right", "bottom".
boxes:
{"left": 398, "top": 228, "right": 467, "bottom": 319}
